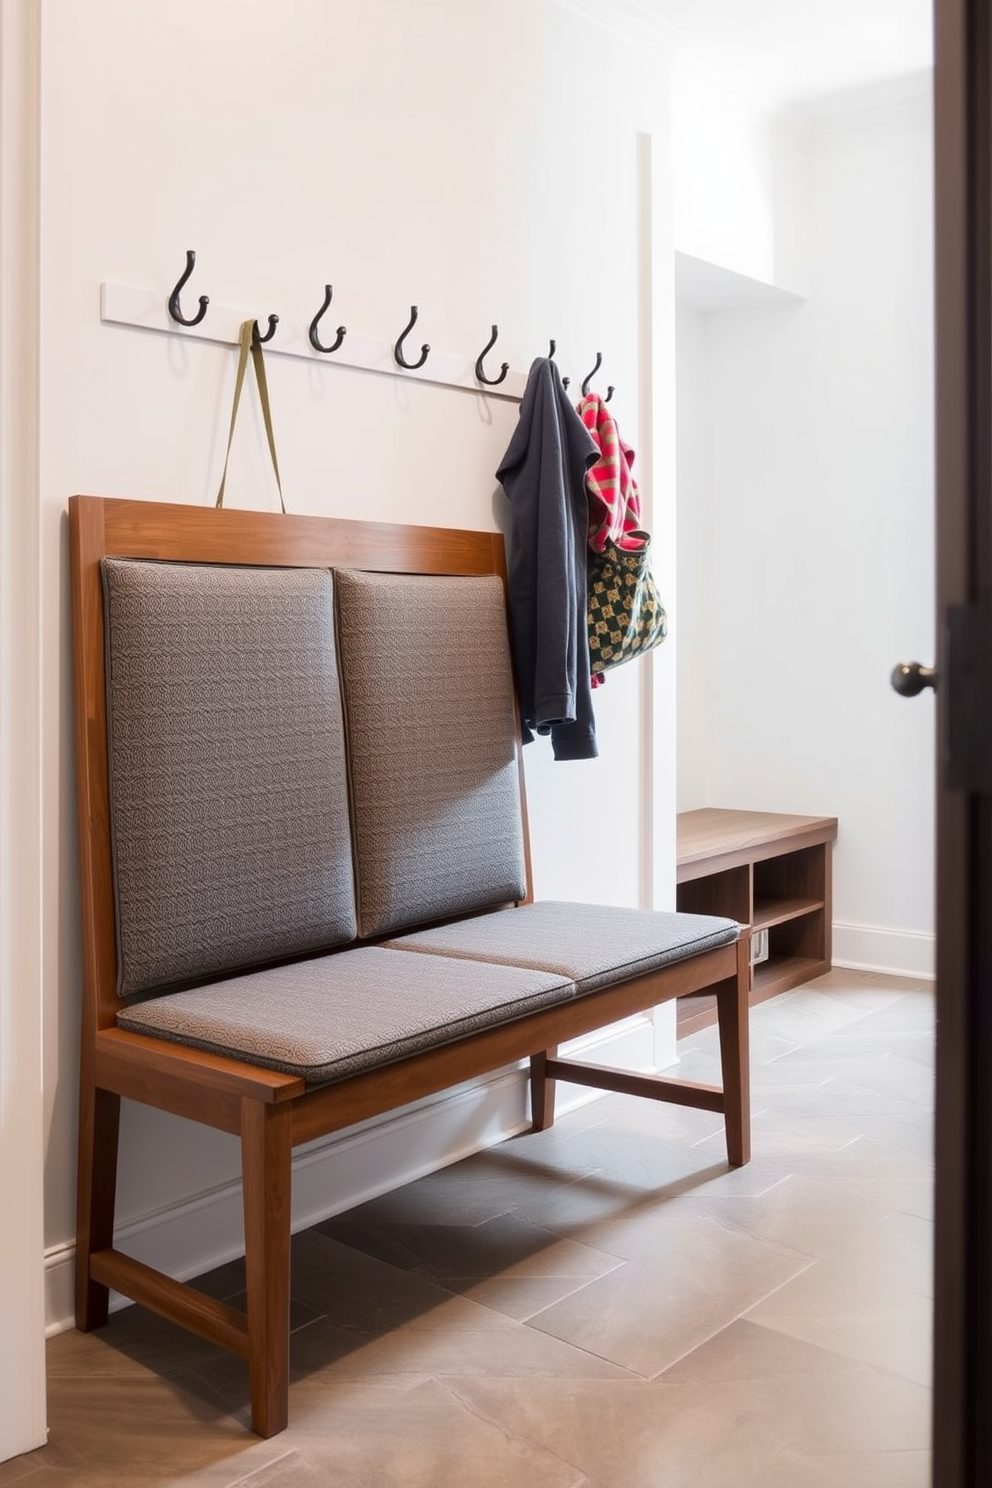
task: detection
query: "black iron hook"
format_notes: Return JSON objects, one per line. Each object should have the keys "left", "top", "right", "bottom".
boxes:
{"left": 547, "top": 343, "right": 571, "bottom": 388}
{"left": 394, "top": 306, "right": 430, "bottom": 370}
{"left": 167, "top": 249, "right": 209, "bottom": 327}
{"left": 581, "top": 352, "right": 603, "bottom": 397}
{"left": 254, "top": 314, "right": 279, "bottom": 344}
{"left": 308, "top": 285, "right": 347, "bottom": 354}
{"left": 475, "top": 325, "right": 509, "bottom": 387}
{"left": 550, "top": 340, "right": 571, "bottom": 388}
{"left": 605, "top": 385, "right": 616, "bottom": 403}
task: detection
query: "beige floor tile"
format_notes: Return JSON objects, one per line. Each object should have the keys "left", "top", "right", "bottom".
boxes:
{"left": 745, "top": 1229, "right": 933, "bottom": 1332}
{"left": 765, "top": 1078, "right": 930, "bottom": 1123}
{"left": 165, "top": 1377, "right": 586, "bottom": 1488}
{"left": 167, "top": 1443, "right": 331, "bottom": 1488}
{"left": 182, "top": 1296, "right": 631, "bottom": 1424}
{"left": 694, "top": 1109, "right": 871, "bottom": 1159}
{"left": 812, "top": 1448, "right": 931, "bottom": 1487}
{"left": 45, "top": 1306, "right": 226, "bottom": 1381}
{"left": 784, "top": 1029, "right": 935, "bottom": 1069}
{"left": 316, "top": 1209, "right": 624, "bottom": 1285}
{"left": 526, "top": 1213, "right": 812, "bottom": 1377}
{"left": 770, "top": 1051, "right": 935, "bottom": 1110}
{"left": 450, "top": 1271, "right": 617, "bottom": 1321}
{"left": 284, "top": 1229, "right": 521, "bottom": 1333}
{"left": 832, "top": 1174, "right": 934, "bottom": 1222}
{"left": 449, "top": 1375, "right": 795, "bottom": 1488}
{"left": 684, "top": 1365, "right": 931, "bottom": 1457}
{"left": 801, "top": 968, "right": 931, "bottom": 1006}
{"left": 325, "top": 1138, "right": 599, "bottom": 1229}
{"left": 315, "top": 1209, "right": 625, "bottom": 1324}
{"left": 762, "top": 1133, "right": 933, "bottom": 1184}
{"left": 289, "top": 1377, "right": 586, "bottom": 1488}
{"left": 749, "top": 988, "right": 886, "bottom": 1042}
{"left": 36, "top": 1371, "right": 251, "bottom": 1485}
{"left": 678, "top": 1023, "right": 804, "bottom": 1069}
{"left": 749, "top": 1450, "right": 854, "bottom": 1486}
{"left": 571, "top": 1089, "right": 731, "bottom": 1148}
{"left": 766, "top": 1312, "right": 932, "bottom": 1387}
{"left": 521, "top": 1118, "right": 732, "bottom": 1193}
{"left": 292, "top": 1309, "right": 634, "bottom": 1383}
{"left": 660, "top": 1317, "right": 860, "bottom": 1383}
{"left": 450, "top": 1369, "right": 928, "bottom": 1487}
{"left": 679, "top": 1173, "right": 900, "bottom": 1260}
{"left": 675, "top": 1042, "right": 838, "bottom": 1091}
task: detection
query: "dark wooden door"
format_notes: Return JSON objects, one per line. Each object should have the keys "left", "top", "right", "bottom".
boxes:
{"left": 925, "top": 1, "right": 992, "bottom": 1481}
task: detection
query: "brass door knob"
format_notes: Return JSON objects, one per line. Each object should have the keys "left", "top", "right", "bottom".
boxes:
{"left": 890, "top": 661, "right": 937, "bottom": 696}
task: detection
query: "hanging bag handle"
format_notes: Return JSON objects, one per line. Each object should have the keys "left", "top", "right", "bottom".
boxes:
{"left": 215, "top": 318, "right": 285, "bottom": 511}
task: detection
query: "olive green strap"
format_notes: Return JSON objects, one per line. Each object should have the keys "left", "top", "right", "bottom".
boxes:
{"left": 215, "top": 318, "right": 285, "bottom": 511}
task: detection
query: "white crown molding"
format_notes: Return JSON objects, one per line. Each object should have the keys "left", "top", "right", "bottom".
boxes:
{"left": 548, "top": 0, "right": 679, "bottom": 59}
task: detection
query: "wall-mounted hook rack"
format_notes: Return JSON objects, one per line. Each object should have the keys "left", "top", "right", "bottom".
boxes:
{"left": 102, "top": 262, "right": 614, "bottom": 407}
{"left": 101, "top": 281, "right": 529, "bottom": 399}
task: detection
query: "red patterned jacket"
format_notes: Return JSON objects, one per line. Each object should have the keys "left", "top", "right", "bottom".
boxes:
{"left": 577, "top": 393, "right": 645, "bottom": 555}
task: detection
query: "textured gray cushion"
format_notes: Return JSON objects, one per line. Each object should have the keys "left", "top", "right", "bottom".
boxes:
{"left": 334, "top": 570, "right": 528, "bottom": 938}
{"left": 102, "top": 559, "right": 357, "bottom": 997}
{"left": 385, "top": 901, "right": 740, "bottom": 994}
{"left": 117, "top": 946, "right": 574, "bottom": 1085}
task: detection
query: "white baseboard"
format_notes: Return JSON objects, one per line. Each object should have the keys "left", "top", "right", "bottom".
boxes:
{"left": 45, "top": 1015, "right": 657, "bottom": 1336}
{"left": 831, "top": 921, "right": 935, "bottom": 980}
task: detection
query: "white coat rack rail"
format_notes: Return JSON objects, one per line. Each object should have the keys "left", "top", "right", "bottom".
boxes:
{"left": 100, "top": 281, "right": 529, "bottom": 401}
{"left": 100, "top": 252, "right": 616, "bottom": 406}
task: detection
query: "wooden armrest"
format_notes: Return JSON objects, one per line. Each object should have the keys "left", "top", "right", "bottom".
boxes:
{"left": 94, "top": 1027, "right": 306, "bottom": 1103}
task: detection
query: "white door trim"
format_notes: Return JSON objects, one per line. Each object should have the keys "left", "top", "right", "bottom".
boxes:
{"left": 0, "top": 0, "right": 47, "bottom": 1461}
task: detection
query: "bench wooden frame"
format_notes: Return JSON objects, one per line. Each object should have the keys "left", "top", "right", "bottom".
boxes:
{"left": 68, "top": 493, "right": 750, "bottom": 1437}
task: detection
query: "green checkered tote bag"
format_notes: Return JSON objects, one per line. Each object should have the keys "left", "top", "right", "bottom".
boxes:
{"left": 587, "top": 531, "right": 668, "bottom": 675}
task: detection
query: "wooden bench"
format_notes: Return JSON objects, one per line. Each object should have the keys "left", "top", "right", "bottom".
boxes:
{"left": 68, "top": 493, "right": 751, "bottom": 1437}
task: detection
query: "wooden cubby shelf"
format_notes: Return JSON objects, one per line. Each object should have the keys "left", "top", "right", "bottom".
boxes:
{"left": 675, "top": 808, "right": 838, "bottom": 1037}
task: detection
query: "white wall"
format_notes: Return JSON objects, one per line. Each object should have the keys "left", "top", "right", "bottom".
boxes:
{"left": 675, "top": 79, "right": 935, "bottom": 976}
{"left": 35, "top": 0, "right": 679, "bottom": 1335}
{"left": 675, "top": 302, "right": 710, "bottom": 813}
{"left": 672, "top": 57, "right": 810, "bottom": 296}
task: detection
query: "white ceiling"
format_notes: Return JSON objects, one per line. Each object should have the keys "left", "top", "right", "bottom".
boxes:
{"left": 632, "top": 0, "right": 933, "bottom": 109}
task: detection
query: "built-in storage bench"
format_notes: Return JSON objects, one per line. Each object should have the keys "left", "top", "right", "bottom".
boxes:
{"left": 676, "top": 808, "right": 838, "bottom": 1037}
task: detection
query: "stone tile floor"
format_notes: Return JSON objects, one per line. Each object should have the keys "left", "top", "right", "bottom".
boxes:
{"left": 0, "top": 968, "right": 934, "bottom": 1487}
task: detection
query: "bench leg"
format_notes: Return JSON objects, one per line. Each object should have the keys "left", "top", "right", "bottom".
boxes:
{"left": 715, "top": 936, "right": 751, "bottom": 1167}
{"left": 530, "top": 1047, "right": 558, "bottom": 1131}
{"left": 75, "top": 1081, "right": 121, "bottom": 1331}
{"left": 242, "top": 1098, "right": 293, "bottom": 1438}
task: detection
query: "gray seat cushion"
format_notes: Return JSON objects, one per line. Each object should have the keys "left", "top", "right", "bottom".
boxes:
{"left": 385, "top": 901, "right": 740, "bottom": 995}
{"left": 117, "top": 946, "right": 574, "bottom": 1086}
{"left": 333, "top": 569, "right": 528, "bottom": 938}
{"left": 102, "top": 559, "right": 357, "bottom": 997}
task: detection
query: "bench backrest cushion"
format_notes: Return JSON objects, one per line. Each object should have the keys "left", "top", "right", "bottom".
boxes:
{"left": 333, "top": 569, "right": 528, "bottom": 938}
{"left": 102, "top": 559, "right": 357, "bottom": 997}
